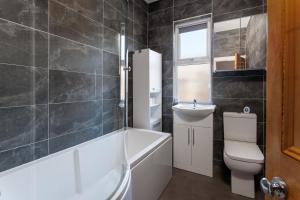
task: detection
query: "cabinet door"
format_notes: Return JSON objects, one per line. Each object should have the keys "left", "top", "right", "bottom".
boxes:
{"left": 191, "top": 126, "right": 213, "bottom": 177}
{"left": 173, "top": 124, "right": 191, "bottom": 168}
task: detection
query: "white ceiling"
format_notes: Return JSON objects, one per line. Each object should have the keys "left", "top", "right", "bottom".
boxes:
{"left": 144, "top": 0, "right": 159, "bottom": 3}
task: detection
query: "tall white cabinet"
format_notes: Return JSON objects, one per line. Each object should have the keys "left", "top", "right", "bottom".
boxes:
{"left": 133, "top": 49, "right": 162, "bottom": 131}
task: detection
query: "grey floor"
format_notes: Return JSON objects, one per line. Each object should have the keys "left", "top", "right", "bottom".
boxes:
{"left": 159, "top": 167, "right": 264, "bottom": 200}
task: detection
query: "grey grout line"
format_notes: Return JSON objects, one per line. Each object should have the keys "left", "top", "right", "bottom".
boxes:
{"left": 0, "top": 139, "right": 49, "bottom": 155}
{"left": 47, "top": 0, "right": 51, "bottom": 155}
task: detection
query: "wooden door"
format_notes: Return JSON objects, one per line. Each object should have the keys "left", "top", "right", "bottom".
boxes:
{"left": 266, "top": 0, "right": 300, "bottom": 199}
{"left": 173, "top": 124, "right": 191, "bottom": 168}
{"left": 191, "top": 126, "right": 213, "bottom": 177}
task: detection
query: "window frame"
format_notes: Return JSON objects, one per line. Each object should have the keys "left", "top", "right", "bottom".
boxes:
{"left": 173, "top": 15, "right": 212, "bottom": 104}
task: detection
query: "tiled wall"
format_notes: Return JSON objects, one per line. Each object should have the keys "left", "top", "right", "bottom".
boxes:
{"left": 0, "top": 0, "right": 148, "bottom": 172}
{"left": 148, "top": 0, "right": 266, "bottom": 167}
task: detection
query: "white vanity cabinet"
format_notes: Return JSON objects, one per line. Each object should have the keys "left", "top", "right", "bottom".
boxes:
{"left": 173, "top": 112, "right": 213, "bottom": 177}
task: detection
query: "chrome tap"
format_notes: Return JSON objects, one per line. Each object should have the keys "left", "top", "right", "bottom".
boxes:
{"left": 193, "top": 99, "right": 197, "bottom": 108}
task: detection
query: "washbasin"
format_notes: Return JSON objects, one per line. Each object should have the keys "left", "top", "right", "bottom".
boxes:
{"left": 172, "top": 103, "right": 216, "bottom": 118}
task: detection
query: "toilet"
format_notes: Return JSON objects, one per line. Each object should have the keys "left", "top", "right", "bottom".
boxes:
{"left": 223, "top": 112, "right": 264, "bottom": 198}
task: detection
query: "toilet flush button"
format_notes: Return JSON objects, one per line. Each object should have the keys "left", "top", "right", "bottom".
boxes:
{"left": 243, "top": 106, "right": 251, "bottom": 113}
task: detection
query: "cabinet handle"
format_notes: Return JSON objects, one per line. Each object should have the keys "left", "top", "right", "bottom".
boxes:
{"left": 192, "top": 128, "right": 195, "bottom": 146}
{"left": 188, "top": 128, "right": 190, "bottom": 145}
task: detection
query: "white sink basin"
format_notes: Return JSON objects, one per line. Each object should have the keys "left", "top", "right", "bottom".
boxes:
{"left": 172, "top": 104, "right": 216, "bottom": 118}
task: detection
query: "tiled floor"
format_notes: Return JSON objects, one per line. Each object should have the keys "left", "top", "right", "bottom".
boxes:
{"left": 159, "top": 167, "right": 264, "bottom": 200}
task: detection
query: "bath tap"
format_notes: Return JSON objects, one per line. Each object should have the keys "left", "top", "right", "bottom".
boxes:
{"left": 193, "top": 99, "right": 197, "bottom": 108}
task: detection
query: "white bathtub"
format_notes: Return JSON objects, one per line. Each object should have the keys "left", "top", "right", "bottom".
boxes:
{"left": 0, "top": 128, "right": 172, "bottom": 200}
{"left": 0, "top": 131, "right": 131, "bottom": 200}
{"left": 125, "top": 129, "right": 172, "bottom": 200}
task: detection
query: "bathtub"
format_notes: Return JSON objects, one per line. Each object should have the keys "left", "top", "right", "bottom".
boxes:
{"left": 0, "top": 131, "right": 131, "bottom": 200}
{"left": 0, "top": 128, "right": 172, "bottom": 200}
{"left": 125, "top": 129, "right": 172, "bottom": 200}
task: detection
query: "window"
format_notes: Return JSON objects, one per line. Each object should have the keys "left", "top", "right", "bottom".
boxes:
{"left": 174, "top": 17, "right": 212, "bottom": 103}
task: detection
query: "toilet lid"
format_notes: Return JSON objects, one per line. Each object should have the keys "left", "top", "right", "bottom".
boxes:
{"left": 224, "top": 140, "right": 264, "bottom": 164}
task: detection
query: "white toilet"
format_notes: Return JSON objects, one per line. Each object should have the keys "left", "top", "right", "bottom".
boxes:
{"left": 223, "top": 112, "right": 264, "bottom": 198}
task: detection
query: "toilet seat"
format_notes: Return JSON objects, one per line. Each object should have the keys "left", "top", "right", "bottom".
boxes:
{"left": 224, "top": 140, "right": 264, "bottom": 164}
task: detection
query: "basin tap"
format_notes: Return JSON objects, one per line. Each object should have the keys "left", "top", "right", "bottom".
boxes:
{"left": 193, "top": 99, "right": 197, "bottom": 108}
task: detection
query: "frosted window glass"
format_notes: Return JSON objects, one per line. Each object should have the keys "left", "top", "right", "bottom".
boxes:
{"left": 179, "top": 28, "right": 207, "bottom": 59}
{"left": 177, "top": 64, "right": 210, "bottom": 102}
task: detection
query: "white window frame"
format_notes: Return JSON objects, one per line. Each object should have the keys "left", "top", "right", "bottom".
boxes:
{"left": 173, "top": 15, "right": 212, "bottom": 104}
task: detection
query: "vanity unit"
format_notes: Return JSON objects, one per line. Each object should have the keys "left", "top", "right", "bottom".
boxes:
{"left": 172, "top": 104, "right": 215, "bottom": 177}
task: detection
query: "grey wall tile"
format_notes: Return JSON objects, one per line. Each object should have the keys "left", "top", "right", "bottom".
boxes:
{"left": 103, "top": 51, "right": 119, "bottom": 76}
{"left": 174, "top": 0, "right": 212, "bottom": 21}
{"left": 163, "top": 97, "right": 173, "bottom": 115}
{"left": 105, "top": 0, "right": 128, "bottom": 15}
{"left": 54, "top": 0, "right": 103, "bottom": 23}
{"left": 0, "top": 0, "right": 48, "bottom": 31}
{"left": 149, "top": 8, "right": 172, "bottom": 28}
{"left": 49, "top": 126, "right": 101, "bottom": 153}
{"left": 148, "top": 25, "right": 172, "bottom": 47}
{"left": 33, "top": 105, "right": 49, "bottom": 142}
{"left": 103, "top": 76, "right": 120, "bottom": 99}
{"left": 162, "top": 78, "right": 173, "bottom": 97}
{"left": 0, "top": 144, "right": 34, "bottom": 172}
{"left": 50, "top": 35, "right": 101, "bottom": 74}
{"left": 213, "top": 0, "right": 263, "bottom": 15}
{"left": 49, "top": 101, "right": 99, "bottom": 137}
{"left": 134, "top": 3, "right": 148, "bottom": 28}
{"left": 0, "top": 64, "right": 48, "bottom": 107}
{"left": 104, "top": 2, "right": 126, "bottom": 33}
{"left": 149, "top": 0, "right": 173, "bottom": 13}
{"left": 0, "top": 106, "right": 33, "bottom": 151}
{"left": 103, "top": 27, "right": 119, "bottom": 55}
{"left": 49, "top": 70, "right": 96, "bottom": 103}
{"left": 96, "top": 75, "right": 103, "bottom": 99}
{"left": 212, "top": 76, "right": 264, "bottom": 99}
{"left": 162, "top": 115, "right": 173, "bottom": 134}
{"left": 134, "top": 22, "right": 148, "bottom": 45}
{"left": 162, "top": 60, "right": 173, "bottom": 79}
{"left": 49, "top": 1, "right": 102, "bottom": 48}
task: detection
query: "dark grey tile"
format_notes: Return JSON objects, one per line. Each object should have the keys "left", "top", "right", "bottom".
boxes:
{"left": 0, "top": 20, "right": 48, "bottom": 68}
{"left": 148, "top": 25, "right": 173, "bottom": 47}
{"left": 49, "top": 35, "right": 101, "bottom": 74}
{"left": 34, "top": 67, "right": 49, "bottom": 104}
{"left": 162, "top": 78, "right": 173, "bottom": 97}
{"left": 149, "top": 8, "right": 172, "bottom": 28}
{"left": 49, "top": 70, "right": 96, "bottom": 103}
{"left": 0, "top": 106, "right": 33, "bottom": 151}
{"left": 96, "top": 75, "right": 103, "bottom": 99}
{"left": 49, "top": 126, "right": 101, "bottom": 153}
{"left": 213, "top": 140, "right": 224, "bottom": 161}
{"left": 49, "top": 1, "right": 102, "bottom": 48}
{"left": 33, "top": 140, "right": 49, "bottom": 159}
{"left": 49, "top": 101, "right": 99, "bottom": 137}
{"left": 0, "top": 0, "right": 48, "bottom": 31}
{"left": 104, "top": 2, "right": 127, "bottom": 33}
{"left": 134, "top": 3, "right": 148, "bottom": 28}
{"left": 174, "top": 0, "right": 212, "bottom": 21}
{"left": 0, "top": 144, "right": 33, "bottom": 172}
{"left": 133, "top": 22, "right": 148, "bottom": 45}
{"left": 103, "top": 99, "right": 122, "bottom": 124}
{"left": 134, "top": 0, "right": 148, "bottom": 13}
{"left": 162, "top": 115, "right": 173, "bottom": 134}
{"left": 213, "top": 6, "right": 265, "bottom": 22}
{"left": 103, "top": 51, "right": 119, "bottom": 76}
{"left": 34, "top": 31, "right": 49, "bottom": 68}
{"left": 257, "top": 122, "right": 265, "bottom": 146}
{"left": 54, "top": 0, "right": 103, "bottom": 23}
{"left": 174, "top": 0, "right": 197, "bottom": 7}
{"left": 128, "top": 0, "right": 134, "bottom": 20}
{"left": 0, "top": 64, "right": 48, "bottom": 107}
{"left": 105, "top": 0, "right": 128, "bottom": 15}
{"left": 162, "top": 60, "right": 173, "bottom": 79}
{"left": 149, "top": 0, "right": 173, "bottom": 13}
{"left": 212, "top": 98, "right": 264, "bottom": 122}
{"left": 163, "top": 97, "right": 173, "bottom": 115}
{"left": 213, "top": 117, "right": 224, "bottom": 141}
{"left": 213, "top": 0, "right": 263, "bottom": 15}
{"left": 212, "top": 76, "right": 264, "bottom": 99}
{"left": 33, "top": 105, "right": 49, "bottom": 142}
{"left": 103, "top": 120, "right": 120, "bottom": 135}
{"left": 103, "top": 76, "right": 120, "bottom": 99}
{"left": 103, "top": 27, "right": 119, "bottom": 55}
